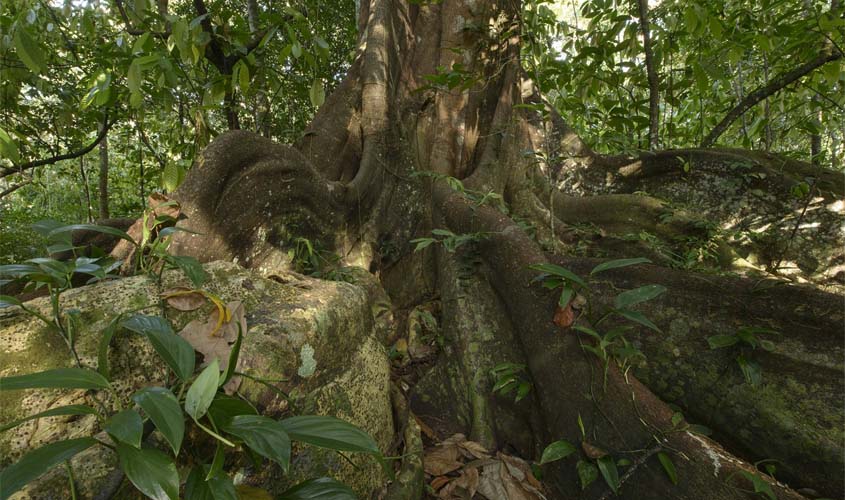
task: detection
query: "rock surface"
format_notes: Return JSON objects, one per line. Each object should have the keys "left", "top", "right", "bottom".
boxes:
{"left": 0, "top": 261, "right": 393, "bottom": 498}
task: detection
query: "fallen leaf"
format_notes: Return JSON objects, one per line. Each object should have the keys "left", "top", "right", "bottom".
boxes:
{"left": 178, "top": 301, "right": 246, "bottom": 393}
{"left": 458, "top": 440, "right": 491, "bottom": 460}
{"left": 424, "top": 443, "right": 463, "bottom": 476}
{"left": 161, "top": 287, "right": 206, "bottom": 311}
{"left": 430, "top": 476, "right": 451, "bottom": 491}
{"left": 453, "top": 466, "right": 479, "bottom": 498}
{"left": 581, "top": 441, "right": 608, "bottom": 459}
{"left": 414, "top": 414, "right": 440, "bottom": 441}
{"left": 553, "top": 304, "right": 575, "bottom": 328}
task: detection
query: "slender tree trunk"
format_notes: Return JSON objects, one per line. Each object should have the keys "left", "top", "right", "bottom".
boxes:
{"left": 635, "top": 0, "right": 659, "bottom": 150}
{"left": 98, "top": 122, "right": 110, "bottom": 219}
{"left": 79, "top": 155, "right": 93, "bottom": 222}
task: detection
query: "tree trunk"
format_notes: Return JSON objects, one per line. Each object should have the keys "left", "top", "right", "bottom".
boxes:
{"left": 98, "top": 122, "right": 110, "bottom": 219}
{"left": 120, "top": 0, "right": 845, "bottom": 498}
{"left": 635, "top": 0, "right": 659, "bottom": 150}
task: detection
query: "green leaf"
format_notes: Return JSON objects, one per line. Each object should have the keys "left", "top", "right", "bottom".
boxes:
{"left": 220, "top": 322, "right": 243, "bottom": 388}
{"left": 0, "top": 405, "right": 97, "bottom": 433}
{"left": 105, "top": 409, "right": 143, "bottom": 448}
{"left": 736, "top": 354, "right": 762, "bottom": 386}
{"left": 739, "top": 471, "right": 776, "bottom": 500}
{"left": 657, "top": 451, "right": 678, "bottom": 484}
{"left": 168, "top": 255, "right": 208, "bottom": 287}
{"left": 309, "top": 80, "right": 325, "bottom": 107}
{"left": 122, "top": 315, "right": 195, "bottom": 381}
{"left": 184, "top": 465, "right": 237, "bottom": 500}
{"left": 558, "top": 287, "right": 574, "bottom": 308}
{"left": 590, "top": 258, "right": 651, "bottom": 275}
{"left": 0, "top": 295, "right": 23, "bottom": 308}
{"left": 0, "top": 127, "right": 20, "bottom": 163}
{"left": 207, "top": 394, "right": 257, "bottom": 429}
{"left": 597, "top": 455, "right": 620, "bottom": 493}
{"left": 539, "top": 440, "right": 576, "bottom": 464}
{"left": 117, "top": 443, "right": 179, "bottom": 500}
{"left": 278, "top": 477, "right": 356, "bottom": 499}
{"left": 237, "top": 62, "right": 250, "bottom": 94}
{"left": 133, "top": 387, "right": 184, "bottom": 455}
{"left": 47, "top": 224, "right": 135, "bottom": 245}
{"left": 185, "top": 360, "right": 220, "bottom": 420}
{"left": 687, "top": 424, "right": 712, "bottom": 436}
{"left": 529, "top": 263, "right": 587, "bottom": 288}
{"left": 615, "top": 309, "right": 662, "bottom": 333}
{"left": 0, "top": 437, "right": 98, "bottom": 499}
{"left": 98, "top": 315, "right": 123, "bottom": 379}
{"left": 13, "top": 28, "right": 45, "bottom": 74}
{"left": 707, "top": 334, "right": 738, "bottom": 349}
{"left": 280, "top": 415, "right": 380, "bottom": 454}
{"left": 0, "top": 368, "right": 110, "bottom": 391}
{"left": 221, "top": 415, "right": 291, "bottom": 471}
{"left": 614, "top": 285, "right": 666, "bottom": 309}
{"left": 576, "top": 459, "right": 599, "bottom": 490}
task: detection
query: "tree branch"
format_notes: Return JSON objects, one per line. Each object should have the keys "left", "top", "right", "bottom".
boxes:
{"left": 0, "top": 179, "right": 32, "bottom": 198}
{"left": 700, "top": 49, "right": 842, "bottom": 148}
{"left": 0, "top": 114, "right": 112, "bottom": 179}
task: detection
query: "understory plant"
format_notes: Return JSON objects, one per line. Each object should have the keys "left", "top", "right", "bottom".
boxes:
{"left": 0, "top": 221, "right": 385, "bottom": 500}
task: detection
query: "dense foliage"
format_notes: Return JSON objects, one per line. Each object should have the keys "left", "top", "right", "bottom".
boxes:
{"left": 1, "top": 0, "right": 842, "bottom": 264}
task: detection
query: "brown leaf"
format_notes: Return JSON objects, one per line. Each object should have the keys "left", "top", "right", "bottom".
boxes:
{"left": 178, "top": 301, "right": 246, "bottom": 394}
{"left": 453, "top": 466, "right": 480, "bottom": 498}
{"left": 424, "top": 443, "right": 463, "bottom": 476}
{"left": 430, "top": 476, "right": 451, "bottom": 491}
{"left": 161, "top": 287, "right": 206, "bottom": 311}
{"left": 553, "top": 304, "right": 575, "bottom": 328}
{"left": 458, "top": 440, "right": 491, "bottom": 460}
{"left": 414, "top": 414, "right": 440, "bottom": 441}
{"left": 581, "top": 441, "right": 608, "bottom": 459}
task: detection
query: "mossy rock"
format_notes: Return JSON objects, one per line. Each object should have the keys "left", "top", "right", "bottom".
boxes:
{"left": 0, "top": 261, "right": 393, "bottom": 498}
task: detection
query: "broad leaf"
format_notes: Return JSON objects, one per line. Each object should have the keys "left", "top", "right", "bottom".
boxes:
{"left": 278, "top": 477, "right": 356, "bottom": 499}
{"left": 0, "top": 405, "right": 97, "bottom": 433}
{"left": 13, "top": 28, "right": 45, "bottom": 74}
{"left": 207, "top": 394, "right": 257, "bottom": 429}
{"left": 590, "top": 258, "right": 651, "bottom": 275}
{"left": 0, "top": 368, "right": 110, "bottom": 391}
{"left": 222, "top": 415, "right": 291, "bottom": 471}
{"left": 614, "top": 285, "right": 666, "bottom": 309}
{"left": 47, "top": 224, "right": 135, "bottom": 245}
{"left": 0, "top": 295, "right": 22, "bottom": 308}
{"left": 280, "top": 415, "right": 380, "bottom": 454}
{"left": 184, "top": 465, "right": 237, "bottom": 500}
{"left": 615, "top": 309, "right": 662, "bottom": 333}
{"left": 122, "top": 315, "right": 195, "bottom": 381}
{"left": 597, "top": 455, "right": 620, "bottom": 493}
{"left": 168, "top": 255, "right": 208, "bottom": 287}
{"left": 529, "top": 263, "right": 587, "bottom": 288}
{"left": 105, "top": 409, "right": 143, "bottom": 448}
{"left": 309, "top": 80, "right": 325, "bottom": 107}
{"left": 185, "top": 360, "right": 220, "bottom": 420}
{"left": 117, "top": 443, "right": 179, "bottom": 500}
{"left": 133, "top": 387, "right": 184, "bottom": 455}
{"left": 539, "top": 440, "right": 576, "bottom": 464}
{"left": 576, "top": 459, "right": 598, "bottom": 490}
{"left": 0, "top": 438, "right": 97, "bottom": 499}
{"left": 657, "top": 451, "right": 678, "bottom": 485}
{"left": 707, "top": 334, "right": 739, "bottom": 349}
{"left": 98, "top": 315, "right": 123, "bottom": 379}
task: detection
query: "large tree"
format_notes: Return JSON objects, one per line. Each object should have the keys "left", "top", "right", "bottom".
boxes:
{"left": 105, "top": 0, "right": 844, "bottom": 499}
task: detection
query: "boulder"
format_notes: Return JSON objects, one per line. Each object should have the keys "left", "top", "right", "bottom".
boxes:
{"left": 0, "top": 261, "right": 393, "bottom": 498}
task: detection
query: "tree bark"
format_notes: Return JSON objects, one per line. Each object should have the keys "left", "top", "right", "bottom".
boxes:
{"left": 98, "top": 121, "right": 110, "bottom": 219}
{"left": 635, "top": 0, "right": 659, "bottom": 150}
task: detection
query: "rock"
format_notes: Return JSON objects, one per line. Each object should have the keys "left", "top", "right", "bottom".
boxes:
{"left": 0, "top": 262, "right": 393, "bottom": 498}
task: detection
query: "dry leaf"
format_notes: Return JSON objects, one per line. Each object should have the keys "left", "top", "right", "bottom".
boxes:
{"left": 477, "top": 462, "right": 508, "bottom": 500}
{"left": 178, "top": 301, "right": 246, "bottom": 394}
{"left": 414, "top": 414, "right": 439, "bottom": 441}
{"left": 459, "top": 440, "right": 491, "bottom": 460}
{"left": 430, "top": 476, "right": 451, "bottom": 491}
{"left": 553, "top": 304, "right": 575, "bottom": 328}
{"left": 161, "top": 287, "right": 206, "bottom": 311}
{"left": 581, "top": 441, "right": 608, "bottom": 459}
{"left": 424, "top": 443, "right": 463, "bottom": 476}
{"left": 453, "top": 466, "right": 480, "bottom": 498}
